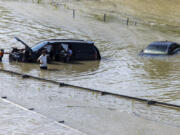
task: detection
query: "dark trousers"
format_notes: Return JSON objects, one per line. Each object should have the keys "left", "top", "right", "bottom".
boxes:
{"left": 40, "top": 66, "right": 47, "bottom": 70}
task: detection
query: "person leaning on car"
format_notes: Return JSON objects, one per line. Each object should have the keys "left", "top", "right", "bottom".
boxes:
{"left": 37, "top": 50, "right": 48, "bottom": 70}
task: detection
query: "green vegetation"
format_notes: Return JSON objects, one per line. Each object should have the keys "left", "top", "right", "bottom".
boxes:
{"left": 37, "top": 0, "right": 41, "bottom": 4}
{"left": 31, "top": 0, "right": 42, "bottom": 4}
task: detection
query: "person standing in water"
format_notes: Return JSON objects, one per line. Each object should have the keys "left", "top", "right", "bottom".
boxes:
{"left": 37, "top": 50, "right": 48, "bottom": 70}
{"left": 0, "top": 49, "right": 4, "bottom": 62}
{"left": 65, "top": 47, "right": 72, "bottom": 62}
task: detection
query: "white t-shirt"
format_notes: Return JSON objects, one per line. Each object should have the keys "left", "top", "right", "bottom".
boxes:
{"left": 38, "top": 55, "right": 47, "bottom": 67}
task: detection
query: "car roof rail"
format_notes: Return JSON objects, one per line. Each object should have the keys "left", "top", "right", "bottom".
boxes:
{"left": 48, "top": 39, "right": 85, "bottom": 41}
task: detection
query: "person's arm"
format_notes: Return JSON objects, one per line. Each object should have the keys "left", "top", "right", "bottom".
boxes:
{"left": 37, "top": 55, "right": 41, "bottom": 62}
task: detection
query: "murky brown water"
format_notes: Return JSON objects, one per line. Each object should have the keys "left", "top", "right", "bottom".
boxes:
{"left": 1, "top": 0, "right": 180, "bottom": 134}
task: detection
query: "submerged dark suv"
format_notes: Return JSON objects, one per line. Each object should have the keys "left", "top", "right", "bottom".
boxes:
{"left": 9, "top": 37, "right": 101, "bottom": 62}
{"left": 140, "top": 41, "right": 180, "bottom": 56}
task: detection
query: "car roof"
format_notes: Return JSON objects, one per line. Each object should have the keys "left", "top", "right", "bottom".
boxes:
{"left": 149, "top": 41, "right": 179, "bottom": 47}
{"left": 40, "top": 39, "right": 94, "bottom": 44}
{"left": 31, "top": 39, "right": 95, "bottom": 52}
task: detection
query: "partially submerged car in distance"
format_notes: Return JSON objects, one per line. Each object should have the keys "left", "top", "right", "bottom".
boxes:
{"left": 140, "top": 41, "right": 180, "bottom": 56}
{"left": 9, "top": 37, "right": 101, "bottom": 62}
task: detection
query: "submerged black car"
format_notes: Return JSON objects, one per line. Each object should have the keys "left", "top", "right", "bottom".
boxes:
{"left": 9, "top": 37, "right": 101, "bottom": 62}
{"left": 140, "top": 41, "right": 180, "bottom": 56}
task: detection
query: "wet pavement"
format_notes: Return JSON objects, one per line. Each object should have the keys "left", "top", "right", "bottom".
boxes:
{"left": 0, "top": 98, "right": 85, "bottom": 135}
{"left": 1, "top": 71, "right": 180, "bottom": 135}
{"left": 0, "top": 78, "right": 180, "bottom": 135}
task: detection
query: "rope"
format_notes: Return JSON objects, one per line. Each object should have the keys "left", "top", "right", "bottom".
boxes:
{"left": 0, "top": 68, "right": 180, "bottom": 109}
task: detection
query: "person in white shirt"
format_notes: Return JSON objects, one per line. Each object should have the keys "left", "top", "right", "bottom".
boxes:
{"left": 37, "top": 50, "right": 48, "bottom": 69}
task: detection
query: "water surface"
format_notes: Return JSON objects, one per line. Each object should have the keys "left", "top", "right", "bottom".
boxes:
{"left": 0, "top": 1, "right": 180, "bottom": 134}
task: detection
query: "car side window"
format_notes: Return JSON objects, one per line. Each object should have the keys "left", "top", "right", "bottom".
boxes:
{"left": 43, "top": 44, "right": 52, "bottom": 53}
{"left": 56, "top": 44, "right": 62, "bottom": 54}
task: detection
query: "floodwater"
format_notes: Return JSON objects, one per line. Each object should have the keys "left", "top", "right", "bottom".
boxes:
{"left": 1, "top": 0, "right": 180, "bottom": 134}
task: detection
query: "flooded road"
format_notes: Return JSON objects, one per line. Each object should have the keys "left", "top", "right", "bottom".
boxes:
{"left": 0, "top": 0, "right": 180, "bottom": 134}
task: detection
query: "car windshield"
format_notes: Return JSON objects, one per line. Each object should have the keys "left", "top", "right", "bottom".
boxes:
{"left": 31, "top": 41, "right": 47, "bottom": 52}
{"left": 144, "top": 44, "right": 168, "bottom": 54}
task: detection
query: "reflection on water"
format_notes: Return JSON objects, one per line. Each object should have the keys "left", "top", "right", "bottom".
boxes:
{"left": 0, "top": 62, "right": 4, "bottom": 69}
{"left": 7, "top": 58, "right": 101, "bottom": 82}
{"left": 1, "top": 0, "right": 180, "bottom": 129}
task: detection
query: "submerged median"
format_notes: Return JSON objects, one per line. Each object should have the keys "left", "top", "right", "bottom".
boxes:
{"left": 10, "top": 0, "right": 180, "bottom": 33}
